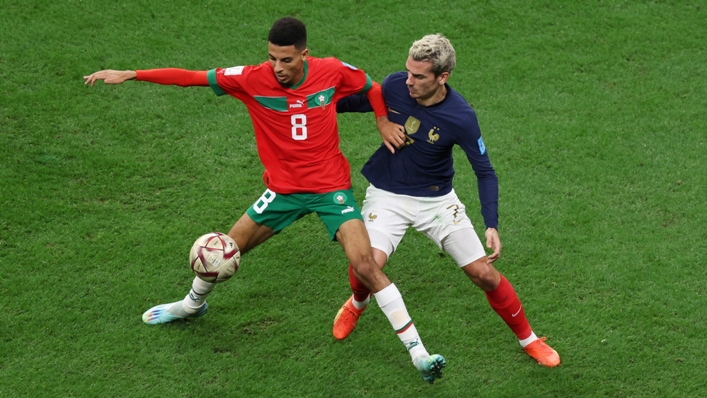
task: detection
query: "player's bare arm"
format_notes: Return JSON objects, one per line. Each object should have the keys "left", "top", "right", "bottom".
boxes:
{"left": 485, "top": 227, "right": 502, "bottom": 262}
{"left": 376, "top": 116, "right": 406, "bottom": 153}
{"left": 364, "top": 81, "right": 406, "bottom": 153}
{"left": 84, "top": 70, "right": 136, "bottom": 86}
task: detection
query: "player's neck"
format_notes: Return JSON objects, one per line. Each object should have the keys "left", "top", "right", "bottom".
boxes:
{"left": 416, "top": 84, "right": 447, "bottom": 107}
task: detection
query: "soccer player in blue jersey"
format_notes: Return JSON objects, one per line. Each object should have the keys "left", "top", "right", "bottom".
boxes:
{"left": 332, "top": 34, "right": 561, "bottom": 367}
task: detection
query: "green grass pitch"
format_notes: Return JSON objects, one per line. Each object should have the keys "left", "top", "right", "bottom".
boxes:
{"left": 1, "top": 1, "right": 706, "bottom": 396}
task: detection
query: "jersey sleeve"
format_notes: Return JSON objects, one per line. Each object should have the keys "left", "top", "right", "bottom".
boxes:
{"left": 336, "top": 84, "right": 385, "bottom": 119}
{"left": 332, "top": 59, "right": 373, "bottom": 98}
{"left": 380, "top": 72, "right": 403, "bottom": 98}
{"left": 457, "top": 110, "right": 499, "bottom": 229}
{"left": 207, "top": 66, "right": 251, "bottom": 97}
{"left": 336, "top": 94, "right": 373, "bottom": 113}
{"left": 135, "top": 69, "right": 209, "bottom": 86}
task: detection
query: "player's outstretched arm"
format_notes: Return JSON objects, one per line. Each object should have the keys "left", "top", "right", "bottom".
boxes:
{"left": 485, "top": 227, "right": 502, "bottom": 262}
{"left": 84, "top": 70, "right": 137, "bottom": 86}
{"left": 84, "top": 69, "right": 209, "bottom": 87}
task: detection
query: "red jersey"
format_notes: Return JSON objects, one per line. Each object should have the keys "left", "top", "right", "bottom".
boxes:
{"left": 207, "top": 57, "right": 373, "bottom": 194}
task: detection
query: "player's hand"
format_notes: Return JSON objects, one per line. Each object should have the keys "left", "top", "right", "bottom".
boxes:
{"left": 485, "top": 228, "right": 502, "bottom": 262}
{"left": 83, "top": 70, "right": 137, "bottom": 86}
{"left": 376, "top": 116, "right": 406, "bottom": 154}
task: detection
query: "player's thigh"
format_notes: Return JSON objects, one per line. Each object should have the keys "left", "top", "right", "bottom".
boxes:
{"left": 414, "top": 190, "right": 483, "bottom": 263}
{"left": 245, "top": 188, "right": 309, "bottom": 237}
{"left": 360, "top": 185, "right": 415, "bottom": 257}
{"left": 441, "top": 227, "right": 487, "bottom": 268}
{"left": 312, "top": 189, "right": 363, "bottom": 240}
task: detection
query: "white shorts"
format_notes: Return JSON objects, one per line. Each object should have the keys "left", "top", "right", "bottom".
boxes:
{"left": 361, "top": 185, "right": 487, "bottom": 267}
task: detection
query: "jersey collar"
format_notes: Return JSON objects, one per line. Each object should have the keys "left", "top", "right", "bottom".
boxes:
{"left": 287, "top": 59, "right": 309, "bottom": 90}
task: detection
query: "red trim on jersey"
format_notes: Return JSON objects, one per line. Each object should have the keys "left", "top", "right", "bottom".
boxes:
{"left": 135, "top": 69, "right": 209, "bottom": 86}
{"left": 365, "top": 82, "right": 387, "bottom": 118}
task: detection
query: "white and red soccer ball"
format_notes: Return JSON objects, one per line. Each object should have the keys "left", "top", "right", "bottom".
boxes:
{"left": 189, "top": 232, "right": 240, "bottom": 283}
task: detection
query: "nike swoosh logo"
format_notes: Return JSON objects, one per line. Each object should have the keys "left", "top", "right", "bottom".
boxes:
{"left": 388, "top": 107, "right": 401, "bottom": 114}
{"left": 511, "top": 305, "right": 522, "bottom": 317}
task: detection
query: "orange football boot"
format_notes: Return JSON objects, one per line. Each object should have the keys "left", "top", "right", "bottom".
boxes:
{"left": 332, "top": 296, "right": 366, "bottom": 340}
{"left": 523, "top": 337, "right": 561, "bottom": 367}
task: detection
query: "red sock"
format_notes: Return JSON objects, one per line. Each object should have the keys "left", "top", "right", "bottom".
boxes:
{"left": 348, "top": 263, "right": 371, "bottom": 302}
{"left": 485, "top": 274, "right": 532, "bottom": 340}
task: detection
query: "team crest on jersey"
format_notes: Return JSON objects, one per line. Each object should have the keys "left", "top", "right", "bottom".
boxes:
{"left": 478, "top": 137, "right": 486, "bottom": 155}
{"left": 333, "top": 192, "right": 348, "bottom": 205}
{"left": 224, "top": 66, "right": 244, "bottom": 76}
{"left": 316, "top": 94, "right": 328, "bottom": 108}
{"left": 314, "top": 91, "right": 331, "bottom": 108}
{"left": 341, "top": 61, "right": 358, "bottom": 70}
{"left": 427, "top": 127, "right": 440, "bottom": 144}
{"left": 307, "top": 87, "right": 334, "bottom": 109}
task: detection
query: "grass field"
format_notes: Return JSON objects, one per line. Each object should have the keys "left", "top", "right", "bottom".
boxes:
{"left": 2, "top": 1, "right": 706, "bottom": 397}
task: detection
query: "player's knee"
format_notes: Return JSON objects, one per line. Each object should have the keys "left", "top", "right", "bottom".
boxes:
{"left": 463, "top": 258, "right": 500, "bottom": 290}
{"left": 351, "top": 258, "right": 378, "bottom": 278}
{"left": 351, "top": 258, "right": 391, "bottom": 292}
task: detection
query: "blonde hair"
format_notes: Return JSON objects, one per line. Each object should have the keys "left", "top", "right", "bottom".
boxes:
{"left": 408, "top": 34, "right": 456, "bottom": 76}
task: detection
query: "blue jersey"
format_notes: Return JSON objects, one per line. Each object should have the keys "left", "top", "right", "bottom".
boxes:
{"left": 337, "top": 71, "right": 499, "bottom": 229}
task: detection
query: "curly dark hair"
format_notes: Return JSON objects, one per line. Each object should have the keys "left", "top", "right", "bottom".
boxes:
{"left": 268, "top": 17, "right": 307, "bottom": 50}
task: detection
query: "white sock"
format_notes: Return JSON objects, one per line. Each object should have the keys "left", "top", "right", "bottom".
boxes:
{"left": 182, "top": 277, "right": 216, "bottom": 314}
{"left": 352, "top": 295, "right": 370, "bottom": 310}
{"left": 374, "top": 283, "right": 429, "bottom": 364}
{"left": 519, "top": 332, "right": 539, "bottom": 348}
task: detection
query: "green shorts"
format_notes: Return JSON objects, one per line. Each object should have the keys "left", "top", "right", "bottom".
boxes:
{"left": 246, "top": 188, "right": 363, "bottom": 240}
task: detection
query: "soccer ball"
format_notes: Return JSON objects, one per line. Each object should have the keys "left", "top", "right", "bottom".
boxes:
{"left": 189, "top": 232, "right": 241, "bottom": 283}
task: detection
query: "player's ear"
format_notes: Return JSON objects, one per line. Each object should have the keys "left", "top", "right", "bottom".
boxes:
{"left": 438, "top": 71, "right": 450, "bottom": 85}
{"left": 301, "top": 48, "right": 309, "bottom": 59}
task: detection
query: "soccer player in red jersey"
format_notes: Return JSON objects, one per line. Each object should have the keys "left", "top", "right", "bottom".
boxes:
{"left": 84, "top": 17, "right": 446, "bottom": 383}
